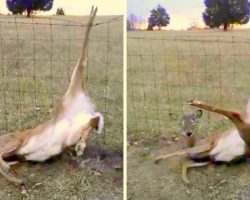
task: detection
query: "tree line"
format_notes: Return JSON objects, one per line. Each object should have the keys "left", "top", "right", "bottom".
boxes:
{"left": 128, "top": 0, "right": 250, "bottom": 31}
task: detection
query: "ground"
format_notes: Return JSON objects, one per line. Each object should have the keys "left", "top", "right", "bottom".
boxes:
{"left": 0, "top": 146, "right": 123, "bottom": 200}
{"left": 128, "top": 137, "right": 250, "bottom": 200}
{"left": 0, "top": 15, "right": 123, "bottom": 199}
{"left": 128, "top": 29, "right": 250, "bottom": 200}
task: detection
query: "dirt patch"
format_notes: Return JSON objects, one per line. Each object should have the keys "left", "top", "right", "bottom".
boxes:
{"left": 128, "top": 137, "right": 250, "bottom": 200}
{"left": 0, "top": 145, "right": 123, "bottom": 200}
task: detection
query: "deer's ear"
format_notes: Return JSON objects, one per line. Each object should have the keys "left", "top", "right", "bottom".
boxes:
{"left": 169, "top": 113, "right": 179, "bottom": 120}
{"left": 194, "top": 109, "right": 203, "bottom": 118}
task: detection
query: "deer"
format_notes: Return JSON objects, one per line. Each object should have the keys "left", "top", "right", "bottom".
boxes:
{"left": 168, "top": 109, "right": 203, "bottom": 148}
{"left": 154, "top": 99, "right": 250, "bottom": 184}
{"left": 0, "top": 6, "right": 104, "bottom": 185}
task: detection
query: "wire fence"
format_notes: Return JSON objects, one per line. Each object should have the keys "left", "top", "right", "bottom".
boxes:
{"left": 0, "top": 15, "right": 123, "bottom": 147}
{"left": 128, "top": 33, "right": 250, "bottom": 138}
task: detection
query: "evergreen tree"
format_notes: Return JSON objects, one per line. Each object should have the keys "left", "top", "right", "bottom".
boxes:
{"left": 203, "top": 0, "right": 250, "bottom": 31}
{"left": 148, "top": 5, "right": 170, "bottom": 30}
{"left": 6, "top": 0, "right": 53, "bottom": 17}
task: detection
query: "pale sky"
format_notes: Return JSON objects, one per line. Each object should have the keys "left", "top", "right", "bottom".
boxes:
{"left": 128, "top": 0, "right": 250, "bottom": 30}
{"left": 0, "top": 0, "right": 124, "bottom": 15}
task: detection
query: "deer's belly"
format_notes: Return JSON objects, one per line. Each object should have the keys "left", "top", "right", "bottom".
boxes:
{"left": 210, "top": 129, "right": 246, "bottom": 162}
{"left": 17, "top": 112, "right": 93, "bottom": 161}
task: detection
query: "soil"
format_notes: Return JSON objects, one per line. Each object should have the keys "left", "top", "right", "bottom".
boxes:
{"left": 0, "top": 145, "right": 123, "bottom": 200}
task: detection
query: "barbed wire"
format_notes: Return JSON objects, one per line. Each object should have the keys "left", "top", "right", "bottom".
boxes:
{"left": 0, "top": 15, "right": 123, "bottom": 147}
{"left": 0, "top": 15, "right": 123, "bottom": 27}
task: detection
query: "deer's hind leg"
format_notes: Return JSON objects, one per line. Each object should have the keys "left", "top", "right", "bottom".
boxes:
{"left": 0, "top": 135, "right": 23, "bottom": 184}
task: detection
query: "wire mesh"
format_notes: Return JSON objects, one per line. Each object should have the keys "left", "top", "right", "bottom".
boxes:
{"left": 0, "top": 15, "right": 123, "bottom": 147}
{"left": 128, "top": 33, "right": 250, "bottom": 138}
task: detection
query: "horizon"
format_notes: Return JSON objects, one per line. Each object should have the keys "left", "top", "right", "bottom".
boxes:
{"left": 0, "top": 1, "right": 249, "bottom": 30}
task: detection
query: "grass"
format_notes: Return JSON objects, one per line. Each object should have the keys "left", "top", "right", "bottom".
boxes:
{"left": 128, "top": 29, "right": 250, "bottom": 200}
{"left": 128, "top": 29, "right": 250, "bottom": 139}
{"left": 0, "top": 15, "right": 123, "bottom": 199}
{"left": 0, "top": 15, "right": 123, "bottom": 147}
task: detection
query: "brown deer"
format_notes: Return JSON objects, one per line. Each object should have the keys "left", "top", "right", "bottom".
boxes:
{"left": 154, "top": 100, "right": 250, "bottom": 184}
{"left": 0, "top": 6, "right": 104, "bottom": 185}
{"left": 169, "top": 109, "right": 203, "bottom": 148}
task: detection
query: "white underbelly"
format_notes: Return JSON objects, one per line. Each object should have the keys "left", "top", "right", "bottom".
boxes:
{"left": 210, "top": 129, "right": 246, "bottom": 162}
{"left": 18, "top": 112, "right": 93, "bottom": 161}
{"left": 17, "top": 92, "right": 95, "bottom": 161}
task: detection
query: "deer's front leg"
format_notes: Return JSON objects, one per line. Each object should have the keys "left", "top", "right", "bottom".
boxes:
{"left": 182, "top": 160, "right": 209, "bottom": 184}
{"left": 154, "top": 143, "right": 211, "bottom": 163}
{"left": 75, "top": 116, "right": 100, "bottom": 156}
{"left": 75, "top": 126, "right": 93, "bottom": 157}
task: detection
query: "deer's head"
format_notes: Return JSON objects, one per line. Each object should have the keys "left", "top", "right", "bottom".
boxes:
{"left": 169, "top": 109, "right": 203, "bottom": 147}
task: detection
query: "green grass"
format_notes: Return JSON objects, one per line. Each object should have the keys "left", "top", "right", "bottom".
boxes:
{"left": 127, "top": 29, "right": 250, "bottom": 200}
{"left": 128, "top": 29, "right": 250, "bottom": 139}
{"left": 0, "top": 15, "right": 123, "bottom": 199}
{"left": 0, "top": 15, "right": 123, "bottom": 147}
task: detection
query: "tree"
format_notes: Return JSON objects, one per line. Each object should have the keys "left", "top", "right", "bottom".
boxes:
{"left": 6, "top": 0, "right": 24, "bottom": 15}
{"left": 127, "top": 20, "right": 132, "bottom": 31}
{"left": 6, "top": 0, "right": 53, "bottom": 17}
{"left": 56, "top": 7, "right": 65, "bottom": 15}
{"left": 128, "top": 13, "right": 138, "bottom": 30}
{"left": 148, "top": 4, "right": 170, "bottom": 30}
{"left": 203, "top": 0, "right": 250, "bottom": 31}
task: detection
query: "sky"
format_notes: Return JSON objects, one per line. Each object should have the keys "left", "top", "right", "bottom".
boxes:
{"left": 128, "top": 0, "right": 250, "bottom": 30}
{"left": 0, "top": 0, "right": 124, "bottom": 15}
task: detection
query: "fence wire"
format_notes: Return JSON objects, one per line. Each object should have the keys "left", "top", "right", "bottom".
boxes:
{"left": 128, "top": 33, "right": 250, "bottom": 138}
{"left": 0, "top": 15, "right": 123, "bottom": 147}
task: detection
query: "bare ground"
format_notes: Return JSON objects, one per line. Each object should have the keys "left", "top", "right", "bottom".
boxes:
{"left": 128, "top": 137, "right": 250, "bottom": 200}
{"left": 0, "top": 145, "right": 123, "bottom": 200}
